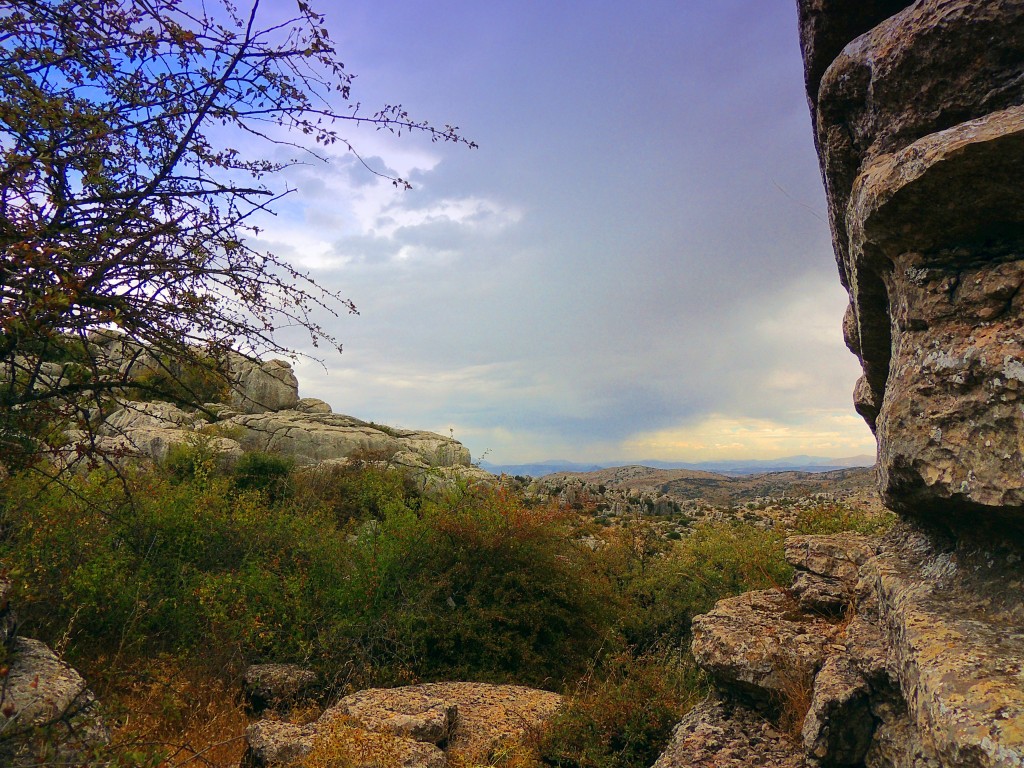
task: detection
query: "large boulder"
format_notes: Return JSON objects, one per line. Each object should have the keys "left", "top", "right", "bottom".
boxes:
{"left": 691, "top": 589, "right": 839, "bottom": 704}
{"left": 243, "top": 664, "right": 319, "bottom": 716}
{"left": 0, "top": 637, "right": 109, "bottom": 767}
{"left": 785, "top": 533, "right": 879, "bottom": 614}
{"left": 799, "top": 0, "right": 1024, "bottom": 527}
{"left": 227, "top": 355, "right": 300, "bottom": 415}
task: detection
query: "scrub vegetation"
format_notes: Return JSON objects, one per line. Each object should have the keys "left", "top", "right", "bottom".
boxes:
{"left": 0, "top": 447, "right": 890, "bottom": 767}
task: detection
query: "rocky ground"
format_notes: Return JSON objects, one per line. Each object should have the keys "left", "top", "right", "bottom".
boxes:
{"left": 528, "top": 465, "right": 887, "bottom": 538}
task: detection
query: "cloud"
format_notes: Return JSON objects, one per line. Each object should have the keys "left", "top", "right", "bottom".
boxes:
{"left": 227, "top": 1, "right": 875, "bottom": 465}
{"left": 622, "top": 411, "right": 875, "bottom": 462}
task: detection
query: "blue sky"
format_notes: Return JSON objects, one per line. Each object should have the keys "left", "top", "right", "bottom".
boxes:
{"left": 249, "top": 0, "right": 876, "bottom": 464}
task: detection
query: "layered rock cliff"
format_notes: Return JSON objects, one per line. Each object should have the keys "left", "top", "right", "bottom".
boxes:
{"left": 656, "top": 4, "right": 1024, "bottom": 767}
{"left": 67, "top": 332, "right": 491, "bottom": 487}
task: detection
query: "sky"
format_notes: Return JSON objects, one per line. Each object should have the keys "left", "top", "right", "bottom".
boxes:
{"left": 246, "top": 0, "right": 877, "bottom": 465}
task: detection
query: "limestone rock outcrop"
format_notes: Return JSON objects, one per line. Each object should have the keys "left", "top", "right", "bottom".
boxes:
{"left": 79, "top": 344, "right": 491, "bottom": 486}
{"left": 691, "top": 589, "right": 839, "bottom": 703}
{"left": 653, "top": 694, "right": 804, "bottom": 768}
{"left": 53, "top": 331, "right": 487, "bottom": 484}
{"left": 797, "top": 0, "right": 1024, "bottom": 525}
{"left": 242, "top": 682, "right": 562, "bottom": 767}
{"left": 226, "top": 354, "right": 300, "bottom": 415}
{"left": 667, "top": 527, "right": 1024, "bottom": 768}
{"left": 223, "top": 411, "right": 471, "bottom": 469}
{"left": 0, "top": 637, "right": 109, "bottom": 766}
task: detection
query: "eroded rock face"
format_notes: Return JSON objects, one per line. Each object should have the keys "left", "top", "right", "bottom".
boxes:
{"left": 691, "top": 589, "right": 839, "bottom": 703}
{"left": 673, "top": 528, "right": 1024, "bottom": 768}
{"left": 799, "top": 0, "right": 1024, "bottom": 525}
{"left": 652, "top": 694, "right": 804, "bottom": 768}
{"left": 226, "top": 355, "right": 300, "bottom": 415}
{"left": 224, "top": 411, "right": 472, "bottom": 469}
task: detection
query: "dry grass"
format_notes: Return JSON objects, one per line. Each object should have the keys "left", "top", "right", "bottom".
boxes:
{"left": 303, "top": 716, "right": 406, "bottom": 768}
{"left": 774, "top": 666, "right": 815, "bottom": 741}
{"left": 88, "top": 655, "right": 250, "bottom": 767}
{"left": 447, "top": 737, "right": 544, "bottom": 768}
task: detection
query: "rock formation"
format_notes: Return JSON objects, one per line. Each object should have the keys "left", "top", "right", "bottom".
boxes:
{"left": 243, "top": 664, "right": 320, "bottom": 716}
{"left": 0, "top": 579, "right": 110, "bottom": 767}
{"left": 242, "top": 682, "right": 562, "bottom": 767}
{"left": 799, "top": 0, "right": 1024, "bottom": 526}
{"left": 655, "top": 4, "right": 1024, "bottom": 767}
{"left": 74, "top": 338, "right": 492, "bottom": 486}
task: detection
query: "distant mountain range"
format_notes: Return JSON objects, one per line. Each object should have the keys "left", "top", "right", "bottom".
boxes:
{"left": 479, "top": 454, "right": 875, "bottom": 478}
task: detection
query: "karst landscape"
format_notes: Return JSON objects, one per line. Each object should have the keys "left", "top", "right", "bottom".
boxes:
{"left": 1, "top": 1, "right": 1023, "bottom": 767}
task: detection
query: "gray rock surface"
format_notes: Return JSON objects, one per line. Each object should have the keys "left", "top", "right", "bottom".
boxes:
{"left": 224, "top": 411, "right": 471, "bottom": 469}
{"left": 0, "top": 637, "right": 109, "bottom": 767}
{"left": 861, "top": 525, "right": 1024, "bottom": 768}
{"left": 652, "top": 694, "right": 804, "bottom": 768}
{"left": 242, "top": 682, "right": 561, "bottom": 767}
{"left": 227, "top": 355, "right": 300, "bottom": 415}
{"left": 691, "top": 589, "right": 838, "bottom": 702}
{"left": 786, "top": 533, "right": 879, "bottom": 613}
{"left": 243, "top": 663, "right": 319, "bottom": 716}
{"left": 801, "top": 654, "right": 873, "bottom": 767}
{"left": 68, "top": 346, "right": 489, "bottom": 488}
{"left": 671, "top": 527, "right": 1024, "bottom": 768}
{"left": 799, "top": 0, "right": 1024, "bottom": 525}
{"left": 243, "top": 718, "right": 446, "bottom": 768}
{"left": 337, "top": 689, "right": 457, "bottom": 745}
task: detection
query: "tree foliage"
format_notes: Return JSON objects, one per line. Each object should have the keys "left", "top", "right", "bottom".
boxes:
{"left": 0, "top": 0, "right": 474, "bottom": 467}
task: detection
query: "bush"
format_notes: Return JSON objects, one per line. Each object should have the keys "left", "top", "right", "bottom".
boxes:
{"left": 232, "top": 451, "right": 295, "bottom": 503}
{"left": 0, "top": 465, "right": 621, "bottom": 690}
{"left": 331, "top": 486, "right": 619, "bottom": 686}
{"left": 540, "top": 648, "right": 702, "bottom": 768}
{"left": 792, "top": 500, "right": 895, "bottom": 536}
{"left": 614, "top": 521, "right": 790, "bottom": 651}
{"left": 291, "top": 455, "right": 421, "bottom": 526}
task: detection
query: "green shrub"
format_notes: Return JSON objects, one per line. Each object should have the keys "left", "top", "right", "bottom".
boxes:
{"left": 0, "top": 465, "right": 620, "bottom": 689}
{"left": 792, "top": 500, "right": 895, "bottom": 536}
{"left": 540, "top": 648, "right": 702, "bottom": 768}
{"left": 332, "top": 487, "right": 619, "bottom": 686}
{"left": 232, "top": 451, "right": 295, "bottom": 503}
{"left": 614, "top": 521, "right": 790, "bottom": 651}
{"left": 291, "top": 457, "right": 420, "bottom": 526}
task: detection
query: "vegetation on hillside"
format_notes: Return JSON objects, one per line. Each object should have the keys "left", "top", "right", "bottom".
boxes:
{"left": 0, "top": 444, "right": 892, "bottom": 767}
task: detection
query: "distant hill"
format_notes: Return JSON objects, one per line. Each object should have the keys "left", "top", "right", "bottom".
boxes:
{"left": 481, "top": 454, "right": 875, "bottom": 478}
{"left": 536, "top": 464, "right": 880, "bottom": 510}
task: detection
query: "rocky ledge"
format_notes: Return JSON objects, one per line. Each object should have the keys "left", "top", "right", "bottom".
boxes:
{"left": 66, "top": 336, "right": 493, "bottom": 488}
{"left": 658, "top": 526, "right": 1024, "bottom": 768}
